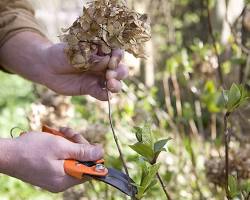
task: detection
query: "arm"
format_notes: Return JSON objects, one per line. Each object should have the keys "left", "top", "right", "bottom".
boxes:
{"left": 0, "top": 31, "right": 128, "bottom": 100}
{"left": 0, "top": 32, "right": 51, "bottom": 85}
{"left": 0, "top": 0, "right": 128, "bottom": 100}
{"left": 0, "top": 138, "right": 14, "bottom": 175}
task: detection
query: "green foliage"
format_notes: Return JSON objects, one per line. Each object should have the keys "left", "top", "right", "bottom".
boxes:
{"left": 129, "top": 142, "right": 155, "bottom": 161}
{"left": 228, "top": 175, "right": 240, "bottom": 198}
{"left": 201, "top": 80, "right": 222, "bottom": 113}
{"left": 240, "top": 180, "right": 250, "bottom": 194}
{"left": 129, "top": 124, "right": 171, "bottom": 199}
{"left": 222, "top": 84, "right": 249, "bottom": 113}
{"left": 135, "top": 163, "right": 160, "bottom": 199}
{"left": 129, "top": 124, "right": 171, "bottom": 164}
{"left": 1, "top": 0, "right": 250, "bottom": 199}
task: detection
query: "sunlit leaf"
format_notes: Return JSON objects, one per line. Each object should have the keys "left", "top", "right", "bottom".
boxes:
{"left": 227, "top": 83, "right": 241, "bottom": 111}
{"left": 154, "top": 138, "right": 171, "bottom": 153}
{"left": 136, "top": 163, "right": 160, "bottom": 199}
{"left": 134, "top": 126, "right": 143, "bottom": 142}
{"left": 129, "top": 143, "right": 154, "bottom": 161}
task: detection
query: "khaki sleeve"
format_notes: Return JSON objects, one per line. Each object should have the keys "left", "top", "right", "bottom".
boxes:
{"left": 0, "top": 0, "right": 46, "bottom": 47}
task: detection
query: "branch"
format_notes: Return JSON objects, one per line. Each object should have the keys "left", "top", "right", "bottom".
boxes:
{"left": 225, "top": 6, "right": 250, "bottom": 55}
{"left": 106, "top": 88, "right": 135, "bottom": 199}
{"left": 206, "top": 0, "right": 224, "bottom": 86}
{"left": 224, "top": 112, "right": 231, "bottom": 200}
{"left": 156, "top": 172, "right": 172, "bottom": 200}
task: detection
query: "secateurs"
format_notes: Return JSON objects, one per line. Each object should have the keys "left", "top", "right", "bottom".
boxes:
{"left": 42, "top": 125, "right": 137, "bottom": 197}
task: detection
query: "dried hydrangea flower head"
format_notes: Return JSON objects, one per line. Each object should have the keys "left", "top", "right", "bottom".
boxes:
{"left": 61, "top": 0, "right": 151, "bottom": 71}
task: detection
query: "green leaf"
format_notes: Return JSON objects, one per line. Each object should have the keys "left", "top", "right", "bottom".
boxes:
{"left": 228, "top": 175, "right": 239, "bottom": 198}
{"left": 129, "top": 143, "right": 154, "bottom": 161}
{"left": 134, "top": 127, "right": 143, "bottom": 142}
{"left": 144, "top": 179, "right": 158, "bottom": 193}
{"left": 141, "top": 124, "right": 153, "bottom": 147}
{"left": 136, "top": 163, "right": 160, "bottom": 199}
{"left": 222, "top": 84, "right": 250, "bottom": 113}
{"left": 154, "top": 138, "right": 172, "bottom": 153}
{"left": 141, "top": 163, "right": 160, "bottom": 189}
{"left": 227, "top": 83, "right": 241, "bottom": 111}
{"left": 222, "top": 90, "right": 229, "bottom": 105}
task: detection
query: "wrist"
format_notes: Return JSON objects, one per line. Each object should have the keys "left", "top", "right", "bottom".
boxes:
{"left": 0, "top": 139, "right": 16, "bottom": 175}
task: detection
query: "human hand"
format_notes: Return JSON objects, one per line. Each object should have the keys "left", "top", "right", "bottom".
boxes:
{"left": 3, "top": 128, "right": 103, "bottom": 193}
{"left": 41, "top": 43, "right": 129, "bottom": 101}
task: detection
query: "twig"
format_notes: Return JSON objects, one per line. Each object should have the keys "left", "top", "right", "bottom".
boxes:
{"left": 156, "top": 172, "right": 172, "bottom": 200}
{"left": 106, "top": 88, "right": 134, "bottom": 199}
{"left": 206, "top": 0, "right": 224, "bottom": 86}
{"left": 224, "top": 112, "right": 231, "bottom": 200}
{"left": 225, "top": 6, "right": 250, "bottom": 55}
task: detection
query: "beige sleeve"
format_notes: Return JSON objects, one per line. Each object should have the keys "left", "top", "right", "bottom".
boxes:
{"left": 0, "top": 0, "right": 46, "bottom": 47}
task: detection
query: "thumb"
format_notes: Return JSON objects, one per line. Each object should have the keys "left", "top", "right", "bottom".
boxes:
{"left": 67, "top": 143, "right": 104, "bottom": 161}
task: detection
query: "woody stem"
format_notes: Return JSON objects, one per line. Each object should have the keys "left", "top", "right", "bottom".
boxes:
{"left": 106, "top": 88, "right": 134, "bottom": 199}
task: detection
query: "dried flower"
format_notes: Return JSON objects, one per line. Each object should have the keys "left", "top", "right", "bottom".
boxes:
{"left": 61, "top": 0, "right": 151, "bottom": 71}
{"left": 205, "top": 146, "right": 250, "bottom": 186}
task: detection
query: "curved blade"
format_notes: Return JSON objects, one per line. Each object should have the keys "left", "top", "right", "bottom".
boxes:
{"left": 91, "top": 168, "right": 138, "bottom": 197}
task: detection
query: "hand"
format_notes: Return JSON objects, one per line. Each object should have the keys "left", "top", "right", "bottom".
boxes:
{"left": 41, "top": 43, "right": 129, "bottom": 101}
{"left": 4, "top": 128, "right": 103, "bottom": 193}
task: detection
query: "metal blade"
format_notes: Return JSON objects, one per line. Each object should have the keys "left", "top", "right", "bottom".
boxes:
{"left": 90, "top": 168, "right": 137, "bottom": 197}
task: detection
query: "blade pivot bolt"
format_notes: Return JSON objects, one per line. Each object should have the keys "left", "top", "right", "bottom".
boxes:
{"left": 95, "top": 164, "right": 105, "bottom": 172}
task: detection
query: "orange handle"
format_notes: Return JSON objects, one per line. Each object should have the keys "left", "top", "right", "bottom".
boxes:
{"left": 42, "top": 125, "right": 108, "bottom": 179}
{"left": 42, "top": 125, "right": 74, "bottom": 142}
{"left": 64, "top": 160, "right": 108, "bottom": 179}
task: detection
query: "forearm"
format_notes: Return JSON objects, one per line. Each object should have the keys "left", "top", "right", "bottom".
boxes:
{"left": 0, "top": 139, "right": 15, "bottom": 175}
{"left": 0, "top": 32, "right": 52, "bottom": 85}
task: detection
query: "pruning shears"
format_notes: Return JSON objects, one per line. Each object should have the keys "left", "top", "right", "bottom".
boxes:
{"left": 42, "top": 125, "right": 137, "bottom": 197}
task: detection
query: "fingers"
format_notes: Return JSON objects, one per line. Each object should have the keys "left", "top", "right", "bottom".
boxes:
{"left": 106, "top": 79, "right": 122, "bottom": 93}
{"left": 105, "top": 63, "right": 128, "bottom": 93}
{"left": 59, "top": 175, "right": 88, "bottom": 192}
{"left": 89, "top": 55, "right": 110, "bottom": 72}
{"left": 48, "top": 161, "right": 89, "bottom": 193}
{"left": 67, "top": 143, "right": 104, "bottom": 161}
{"left": 59, "top": 127, "right": 89, "bottom": 144}
{"left": 108, "top": 49, "right": 124, "bottom": 70}
{"left": 106, "top": 63, "right": 128, "bottom": 80}
{"left": 89, "top": 49, "right": 124, "bottom": 72}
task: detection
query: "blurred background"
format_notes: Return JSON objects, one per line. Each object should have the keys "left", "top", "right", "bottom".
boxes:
{"left": 0, "top": 0, "right": 250, "bottom": 199}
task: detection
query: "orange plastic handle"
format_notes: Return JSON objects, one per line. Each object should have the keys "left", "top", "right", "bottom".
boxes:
{"left": 64, "top": 160, "right": 108, "bottom": 179}
{"left": 42, "top": 125, "right": 74, "bottom": 142}
{"left": 42, "top": 125, "right": 108, "bottom": 179}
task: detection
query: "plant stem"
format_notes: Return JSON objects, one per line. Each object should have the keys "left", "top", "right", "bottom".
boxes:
{"left": 224, "top": 112, "right": 231, "bottom": 200}
{"left": 156, "top": 172, "right": 172, "bottom": 200}
{"left": 106, "top": 88, "right": 134, "bottom": 198}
